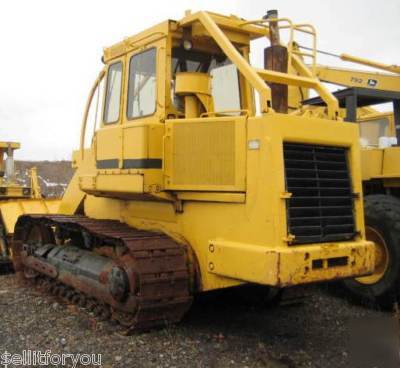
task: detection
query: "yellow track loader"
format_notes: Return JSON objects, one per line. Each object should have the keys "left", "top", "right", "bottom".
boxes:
{"left": 0, "top": 142, "right": 60, "bottom": 272}
{"left": 12, "top": 10, "right": 375, "bottom": 331}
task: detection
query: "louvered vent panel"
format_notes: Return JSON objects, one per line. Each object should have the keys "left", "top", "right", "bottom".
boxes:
{"left": 172, "top": 122, "right": 235, "bottom": 186}
{"left": 283, "top": 143, "right": 357, "bottom": 244}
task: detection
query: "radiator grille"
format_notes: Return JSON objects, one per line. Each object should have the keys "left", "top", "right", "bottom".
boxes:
{"left": 283, "top": 143, "right": 357, "bottom": 244}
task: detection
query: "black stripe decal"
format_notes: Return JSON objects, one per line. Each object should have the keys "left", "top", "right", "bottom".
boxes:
{"left": 96, "top": 159, "right": 119, "bottom": 169}
{"left": 123, "top": 159, "right": 162, "bottom": 169}
{"left": 96, "top": 159, "right": 162, "bottom": 169}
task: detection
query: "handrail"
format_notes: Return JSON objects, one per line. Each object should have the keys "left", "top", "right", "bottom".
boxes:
{"left": 80, "top": 69, "right": 105, "bottom": 160}
{"left": 180, "top": 11, "right": 273, "bottom": 113}
{"left": 238, "top": 15, "right": 340, "bottom": 118}
{"left": 291, "top": 54, "right": 339, "bottom": 120}
{"left": 198, "top": 12, "right": 340, "bottom": 120}
{"left": 255, "top": 65, "right": 339, "bottom": 120}
{"left": 240, "top": 18, "right": 318, "bottom": 77}
{"left": 255, "top": 68, "right": 320, "bottom": 88}
{"left": 240, "top": 18, "right": 296, "bottom": 72}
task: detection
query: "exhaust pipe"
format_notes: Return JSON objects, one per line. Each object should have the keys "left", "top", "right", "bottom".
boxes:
{"left": 263, "top": 10, "right": 288, "bottom": 113}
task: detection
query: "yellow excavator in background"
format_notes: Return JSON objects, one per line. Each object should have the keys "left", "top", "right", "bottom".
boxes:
{"left": 286, "top": 30, "right": 400, "bottom": 307}
{"left": 0, "top": 142, "right": 59, "bottom": 273}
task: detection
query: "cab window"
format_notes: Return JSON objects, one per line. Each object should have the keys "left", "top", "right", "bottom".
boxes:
{"left": 210, "top": 61, "right": 241, "bottom": 113}
{"left": 171, "top": 47, "right": 241, "bottom": 114}
{"left": 127, "top": 48, "right": 157, "bottom": 119}
{"left": 103, "top": 62, "right": 123, "bottom": 124}
{"left": 359, "top": 118, "right": 390, "bottom": 146}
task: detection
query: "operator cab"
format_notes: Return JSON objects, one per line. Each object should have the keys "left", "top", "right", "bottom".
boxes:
{"left": 78, "top": 11, "right": 343, "bottom": 199}
{"left": 78, "top": 12, "right": 264, "bottom": 198}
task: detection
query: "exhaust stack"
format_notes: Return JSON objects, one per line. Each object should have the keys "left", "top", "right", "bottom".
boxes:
{"left": 264, "top": 10, "right": 289, "bottom": 113}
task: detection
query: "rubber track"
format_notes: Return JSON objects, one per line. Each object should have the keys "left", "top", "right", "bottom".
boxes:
{"left": 14, "top": 214, "right": 193, "bottom": 331}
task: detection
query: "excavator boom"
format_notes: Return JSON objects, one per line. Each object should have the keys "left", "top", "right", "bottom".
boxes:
{"left": 314, "top": 65, "right": 400, "bottom": 92}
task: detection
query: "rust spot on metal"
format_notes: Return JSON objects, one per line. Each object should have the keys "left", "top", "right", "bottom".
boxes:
{"left": 23, "top": 256, "right": 58, "bottom": 278}
{"left": 94, "top": 246, "right": 119, "bottom": 259}
{"left": 98, "top": 269, "right": 109, "bottom": 284}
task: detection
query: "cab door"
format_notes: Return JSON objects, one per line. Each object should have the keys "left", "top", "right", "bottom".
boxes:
{"left": 122, "top": 44, "right": 165, "bottom": 171}
{"left": 91, "top": 40, "right": 166, "bottom": 197}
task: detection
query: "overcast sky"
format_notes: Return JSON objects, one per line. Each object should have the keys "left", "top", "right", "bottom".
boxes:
{"left": 1, "top": 0, "right": 399, "bottom": 160}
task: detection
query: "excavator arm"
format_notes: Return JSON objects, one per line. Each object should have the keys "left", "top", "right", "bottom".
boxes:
{"left": 314, "top": 64, "right": 400, "bottom": 93}
{"left": 300, "top": 51, "right": 400, "bottom": 131}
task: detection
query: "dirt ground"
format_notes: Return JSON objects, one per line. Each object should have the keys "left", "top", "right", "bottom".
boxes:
{"left": 0, "top": 274, "right": 393, "bottom": 368}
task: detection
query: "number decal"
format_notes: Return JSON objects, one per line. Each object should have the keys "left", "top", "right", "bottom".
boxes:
{"left": 351, "top": 77, "right": 363, "bottom": 84}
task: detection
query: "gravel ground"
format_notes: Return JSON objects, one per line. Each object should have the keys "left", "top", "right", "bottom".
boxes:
{"left": 3, "top": 164, "right": 395, "bottom": 367}
{"left": 0, "top": 275, "right": 394, "bottom": 368}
